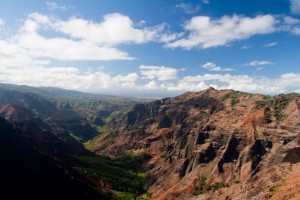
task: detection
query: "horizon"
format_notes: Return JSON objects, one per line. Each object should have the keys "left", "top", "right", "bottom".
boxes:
{"left": 2, "top": 82, "right": 299, "bottom": 99}
{"left": 0, "top": 0, "right": 300, "bottom": 97}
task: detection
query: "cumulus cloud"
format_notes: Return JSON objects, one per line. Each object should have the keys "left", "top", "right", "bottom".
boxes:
{"left": 143, "top": 80, "right": 159, "bottom": 90}
{"left": 139, "top": 73, "right": 300, "bottom": 95}
{"left": 0, "top": 50, "right": 299, "bottom": 96}
{"left": 15, "top": 33, "right": 134, "bottom": 61}
{"left": 202, "top": 62, "right": 233, "bottom": 71}
{"left": 290, "top": 0, "right": 300, "bottom": 15}
{"left": 176, "top": 3, "right": 201, "bottom": 14}
{"left": 53, "top": 13, "right": 165, "bottom": 45}
{"left": 0, "top": 65, "right": 140, "bottom": 93}
{"left": 1, "top": 12, "right": 300, "bottom": 97}
{"left": 173, "top": 73, "right": 300, "bottom": 94}
{"left": 0, "top": 12, "right": 168, "bottom": 61}
{"left": 281, "top": 16, "right": 300, "bottom": 35}
{"left": 139, "top": 65, "right": 178, "bottom": 80}
{"left": 165, "top": 14, "right": 277, "bottom": 49}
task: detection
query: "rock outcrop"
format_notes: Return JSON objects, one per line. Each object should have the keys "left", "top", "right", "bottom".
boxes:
{"left": 93, "top": 88, "right": 300, "bottom": 199}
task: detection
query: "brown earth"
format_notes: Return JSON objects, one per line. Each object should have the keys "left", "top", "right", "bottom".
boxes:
{"left": 91, "top": 88, "right": 300, "bottom": 199}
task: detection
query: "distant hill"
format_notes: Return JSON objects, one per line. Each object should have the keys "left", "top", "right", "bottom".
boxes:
{"left": 0, "top": 83, "right": 153, "bottom": 142}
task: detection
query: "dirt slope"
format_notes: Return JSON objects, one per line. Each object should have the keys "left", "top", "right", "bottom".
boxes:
{"left": 93, "top": 88, "right": 300, "bottom": 199}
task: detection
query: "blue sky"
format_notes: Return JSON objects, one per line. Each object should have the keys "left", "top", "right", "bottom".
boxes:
{"left": 0, "top": 0, "right": 299, "bottom": 97}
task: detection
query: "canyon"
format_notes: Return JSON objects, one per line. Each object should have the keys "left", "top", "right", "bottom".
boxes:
{"left": 0, "top": 85, "right": 299, "bottom": 199}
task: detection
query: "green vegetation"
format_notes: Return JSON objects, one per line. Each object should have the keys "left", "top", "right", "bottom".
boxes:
{"left": 193, "top": 176, "right": 207, "bottom": 195}
{"left": 84, "top": 107, "right": 136, "bottom": 152}
{"left": 255, "top": 93, "right": 299, "bottom": 122}
{"left": 73, "top": 152, "right": 151, "bottom": 198}
{"left": 83, "top": 125, "right": 114, "bottom": 151}
{"left": 0, "top": 82, "right": 153, "bottom": 142}
{"left": 264, "top": 107, "right": 272, "bottom": 123}
{"left": 113, "top": 192, "right": 135, "bottom": 200}
{"left": 136, "top": 192, "right": 152, "bottom": 200}
{"left": 113, "top": 192, "right": 151, "bottom": 200}
{"left": 222, "top": 91, "right": 243, "bottom": 107}
{"left": 114, "top": 152, "right": 152, "bottom": 169}
{"left": 207, "top": 182, "right": 228, "bottom": 191}
{"left": 269, "top": 186, "right": 278, "bottom": 192}
{"left": 193, "top": 176, "right": 228, "bottom": 195}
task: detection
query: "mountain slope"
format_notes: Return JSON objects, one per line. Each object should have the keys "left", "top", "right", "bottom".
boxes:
{"left": 0, "top": 83, "right": 153, "bottom": 142}
{"left": 0, "top": 88, "right": 57, "bottom": 119}
{"left": 0, "top": 117, "right": 111, "bottom": 200}
{"left": 93, "top": 88, "right": 300, "bottom": 200}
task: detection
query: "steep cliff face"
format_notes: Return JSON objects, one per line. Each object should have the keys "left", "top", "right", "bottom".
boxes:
{"left": 93, "top": 88, "right": 300, "bottom": 200}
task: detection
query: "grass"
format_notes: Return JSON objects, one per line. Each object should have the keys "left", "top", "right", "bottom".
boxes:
{"left": 193, "top": 176, "right": 228, "bottom": 195}
{"left": 222, "top": 91, "right": 243, "bottom": 107}
{"left": 112, "top": 192, "right": 152, "bottom": 200}
{"left": 73, "top": 152, "right": 152, "bottom": 197}
{"left": 83, "top": 125, "right": 113, "bottom": 151}
{"left": 113, "top": 192, "right": 135, "bottom": 200}
{"left": 255, "top": 93, "right": 299, "bottom": 122}
{"left": 193, "top": 176, "right": 207, "bottom": 195}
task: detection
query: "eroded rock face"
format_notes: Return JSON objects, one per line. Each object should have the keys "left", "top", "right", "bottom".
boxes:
{"left": 94, "top": 88, "right": 300, "bottom": 199}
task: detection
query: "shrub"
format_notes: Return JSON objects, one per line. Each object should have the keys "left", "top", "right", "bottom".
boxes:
{"left": 193, "top": 175, "right": 227, "bottom": 195}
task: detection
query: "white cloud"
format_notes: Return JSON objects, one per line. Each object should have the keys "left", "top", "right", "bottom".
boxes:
{"left": 165, "top": 14, "right": 277, "bottom": 49}
{"left": 281, "top": 16, "right": 300, "bottom": 35}
{"left": 247, "top": 60, "right": 274, "bottom": 66}
{"left": 202, "top": 0, "right": 210, "bottom": 4}
{"left": 291, "top": 27, "right": 300, "bottom": 34}
{"left": 46, "top": 1, "right": 73, "bottom": 11}
{"left": 0, "top": 12, "right": 168, "bottom": 61}
{"left": 1, "top": 12, "right": 300, "bottom": 97}
{"left": 167, "top": 80, "right": 208, "bottom": 91}
{"left": 263, "top": 42, "right": 278, "bottom": 47}
{"left": 139, "top": 65, "right": 178, "bottom": 80}
{"left": 290, "top": 0, "right": 300, "bottom": 15}
{"left": 143, "top": 80, "right": 159, "bottom": 90}
{"left": 171, "top": 73, "right": 286, "bottom": 94}
{"left": 176, "top": 3, "right": 201, "bottom": 14}
{"left": 241, "top": 45, "right": 251, "bottom": 49}
{"left": 15, "top": 31, "right": 133, "bottom": 61}
{"left": 202, "top": 62, "right": 233, "bottom": 71}
{"left": 0, "top": 52, "right": 140, "bottom": 92}
{"left": 0, "top": 51, "right": 299, "bottom": 96}
{"left": 159, "top": 32, "right": 184, "bottom": 42}
{"left": 54, "top": 13, "right": 165, "bottom": 45}
{"left": 284, "top": 16, "right": 300, "bottom": 24}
